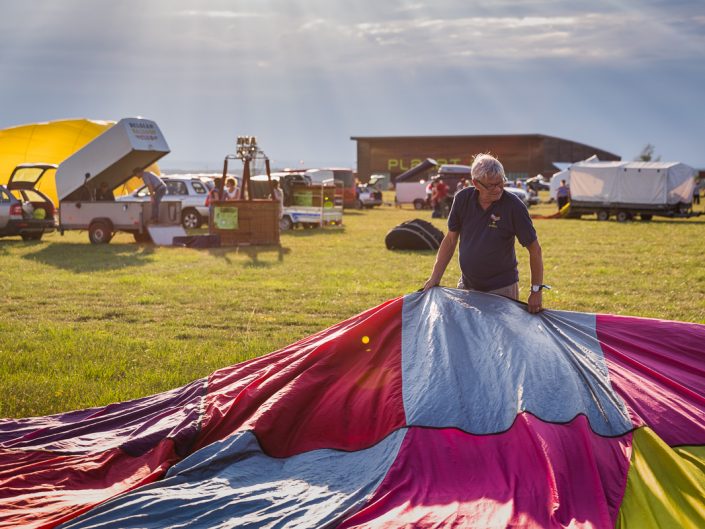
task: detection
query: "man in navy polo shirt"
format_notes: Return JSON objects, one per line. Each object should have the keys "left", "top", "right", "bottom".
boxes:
{"left": 423, "top": 153, "right": 545, "bottom": 313}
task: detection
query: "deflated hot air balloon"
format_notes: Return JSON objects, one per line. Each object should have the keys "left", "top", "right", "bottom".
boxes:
{"left": 1, "top": 288, "right": 703, "bottom": 528}
{"left": 0, "top": 119, "right": 161, "bottom": 205}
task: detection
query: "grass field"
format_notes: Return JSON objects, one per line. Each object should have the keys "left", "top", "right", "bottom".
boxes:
{"left": 1, "top": 193, "right": 704, "bottom": 419}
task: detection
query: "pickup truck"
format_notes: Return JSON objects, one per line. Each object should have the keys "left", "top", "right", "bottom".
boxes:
{"left": 117, "top": 176, "right": 214, "bottom": 229}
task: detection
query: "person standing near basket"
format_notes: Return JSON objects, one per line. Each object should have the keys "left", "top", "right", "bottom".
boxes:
{"left": 223, "top": 178, "right": 239, "bottom": 200}
{"left": 270, "top": 179, "right": 284, "bottom": 219}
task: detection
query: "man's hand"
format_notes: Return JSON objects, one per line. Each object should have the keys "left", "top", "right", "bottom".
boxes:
{"left": 423, "top": 278, "right": 439, "bottom": 292}
{"left": 527, "top": 291, "right": 543, "bottom": 313}
{"left": 423, "top": 231, "right": 458, "bottom": 293}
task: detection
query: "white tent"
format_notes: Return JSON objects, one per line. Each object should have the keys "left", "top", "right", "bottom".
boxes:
{"left": 549, "top": 155, "right": 599, "bottom": 200}
{"left": 571, "top": 161, "right": 695, "bottom": 205}
{"left": 550, "top": 156, "right": 696, "bottom": 205}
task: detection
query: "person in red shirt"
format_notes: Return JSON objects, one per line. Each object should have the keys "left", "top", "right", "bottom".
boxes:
{"left": 431, "top": 178, "right": 449, "bottom": 218}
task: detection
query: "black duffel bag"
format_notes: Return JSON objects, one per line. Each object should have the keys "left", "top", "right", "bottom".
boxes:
{"left": 173, "top": 234, "right": 221, "bottom": 248}
{"left": 385, "top": 219, "right": 444, "bottom": 251}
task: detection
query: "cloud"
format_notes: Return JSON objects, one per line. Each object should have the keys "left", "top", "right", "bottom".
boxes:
{"left": 159, "top": 5, "right": 700, "bottom": 73}
{"left": 3, "top": 2, "right": 702, "bottom": 79}
{"left": 0, "top": 0, "right": 703, "bottom": 168}
{"left": 176, "top": 10, "right": 265, "bottom": 19}
{"left": 346, "top": 12, "right": 705, "bottom": 65}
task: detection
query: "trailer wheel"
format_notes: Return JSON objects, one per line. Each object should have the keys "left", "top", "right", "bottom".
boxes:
{"left": 413, "top": 199, "right": 426, "bottom": 210}
{"left": 181, "top": 209, "right": 202, "bottom": 229}
{"left": 640, "top": 213, "right": 653, "bottom": 221}
{"left": 279, "top": 216, "right": 293, "bottom": 231}
{"left": 596, "top": 210, "right": 609, "bottom": 221}
{"left": 616, "top": 211, "right": 631, "bottom": 223}
{"left": 88, "top": 221, "right": 113, "bottom": 244}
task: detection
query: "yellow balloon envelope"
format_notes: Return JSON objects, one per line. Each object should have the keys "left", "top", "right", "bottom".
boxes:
{"left": 0, "top": 118, "right": 161, "bottom": 205}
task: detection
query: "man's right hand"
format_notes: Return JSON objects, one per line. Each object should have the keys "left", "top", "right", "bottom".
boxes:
{"left": 422, "top": 231, "right": 458, "bottom": 293}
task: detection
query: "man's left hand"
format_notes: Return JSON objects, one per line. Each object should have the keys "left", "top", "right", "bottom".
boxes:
{"left": 527, "top": 291, "right": 543, "bottom": 314}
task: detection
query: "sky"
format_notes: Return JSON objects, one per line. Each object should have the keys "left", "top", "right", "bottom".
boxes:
{"left": 1, "top": 0, "right": 704, "bottom": 171}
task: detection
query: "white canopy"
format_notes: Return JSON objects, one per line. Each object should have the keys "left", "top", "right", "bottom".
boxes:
{"left": 550, "top": 158, "right": 696, "bottom": 204}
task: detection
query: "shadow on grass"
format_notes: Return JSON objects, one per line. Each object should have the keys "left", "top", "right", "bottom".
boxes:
{"left": 205, "top": 245, "right": 292, "bottom": 267}
{"left": 0, "top": 241, "right": 15, "bottom": 255}
{"left": 579, "top": 218, "right": 705, "bottom": 225}
{"left": 387, "top": 248, "right": 438, "bottom": 256}
{"left": 23, "top": 241, "right": 155, "bottom": 272}
{"left": 283, "top": 226, "right": 346, "bottom": 238}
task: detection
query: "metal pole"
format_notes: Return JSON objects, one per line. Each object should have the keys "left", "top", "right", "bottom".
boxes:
{"left": 265, "top": 157, "right": 273, "bottom": 199}
{"left": 243, "top": 158, "right": 252, "bottom": 201}
{"left": 220, "top": 157, "right": 230, "bottom": 200}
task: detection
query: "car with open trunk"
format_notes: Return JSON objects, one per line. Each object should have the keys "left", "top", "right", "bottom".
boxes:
{"left": 0, "top": 164, "right": 57, "bottom": 241}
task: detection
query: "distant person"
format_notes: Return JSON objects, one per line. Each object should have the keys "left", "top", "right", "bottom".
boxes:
{"left": 136, "top": 169, "right": 166, "bottom": 224}
{"left": 270, "top": 179, "right": 284, "bottom": 219}
{"left": 528, "top": 187, "right": 538, "bottom": 202}
{"left": 224, "top": 178, "right": 239, "bottom": 200}
{"left": 425, "top": 180, "right": 434, "bottom": 208}
{"left": 456, "top": 178, "right": 467, "bottom": 192}
{"left": 206, "top": 178, "right": 223, "bottom": 206}
{"left": 423, "top": 153, "right": 545, "bottom": 314}
{"left": 693, "top": 180, "right": 701, "bottom": 205}
{"left": 431, "top": 178, "right": 449, "bottom": 218}
{"left": 556, "top": 179, "right": 571, "bottom": 210}
{"left": 206, "top": 178, "right": 223, "bottom": 228}
{"left": 94, "top": 181, "right": 115, "bottom": 202}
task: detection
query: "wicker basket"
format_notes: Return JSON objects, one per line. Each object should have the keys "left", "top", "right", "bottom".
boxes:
{"left": 210, "top": 199, "right": 280, "bottom": 246}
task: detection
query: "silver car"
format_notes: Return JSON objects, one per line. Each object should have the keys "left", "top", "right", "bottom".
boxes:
{"left": 117, "top": 176, "right": 213, "bottom": 229}
{"left": 0, "top": 164, "right": 57, "bottom": 241}
{"left": 356, "top": 184, "right": 383, "bottom": 209}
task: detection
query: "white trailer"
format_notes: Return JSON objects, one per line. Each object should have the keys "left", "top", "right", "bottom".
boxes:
{"left": 395, "top": 181, "right": 429, "bottom": 209}
{"left": 563, "top": 159, "right": 698, "bottom": 221}
{"left": 250, "top": 173, "right": 343, "bottom": 230}
{"left": 395, "top": 164, "right": 471, "bottom": 209}
{"left": 56, "top": 118, "right": 183, "bottom": 243}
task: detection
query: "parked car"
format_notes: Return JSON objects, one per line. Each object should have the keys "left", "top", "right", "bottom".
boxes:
{"left": 526, "top": 175, "right": 550, "bottom": 192}
{"left": 355, "top": 184, "right": 383, "bottom": 209}
{"left": 504, "top": 185, "right": 538, "bottom": 207}
{"left": 117, "top": 176, "right": 214, "bottom": 229}
{"left": 0, "top": 164, "right": 56, "bottom": 241}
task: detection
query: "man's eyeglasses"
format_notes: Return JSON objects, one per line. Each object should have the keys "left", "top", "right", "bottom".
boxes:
{"left": 474, "top": 178, "right": 507, "bottom": 191}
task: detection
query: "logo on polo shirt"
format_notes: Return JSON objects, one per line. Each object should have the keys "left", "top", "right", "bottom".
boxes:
{"left": 489, "top": 213, "right": 501, "bottom": 228}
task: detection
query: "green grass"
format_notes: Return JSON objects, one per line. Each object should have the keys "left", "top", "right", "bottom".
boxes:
{"left": 1, "top": 192, "right": 704, "bottom": 418}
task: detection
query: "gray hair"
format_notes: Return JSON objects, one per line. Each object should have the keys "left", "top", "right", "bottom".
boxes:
{"left": 471, "top": 154, "right": 505, "bottom": 182}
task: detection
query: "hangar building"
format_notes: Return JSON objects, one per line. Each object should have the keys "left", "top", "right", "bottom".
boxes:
{"left": 350, "top": 134, "right": 620, "bottom": 183}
